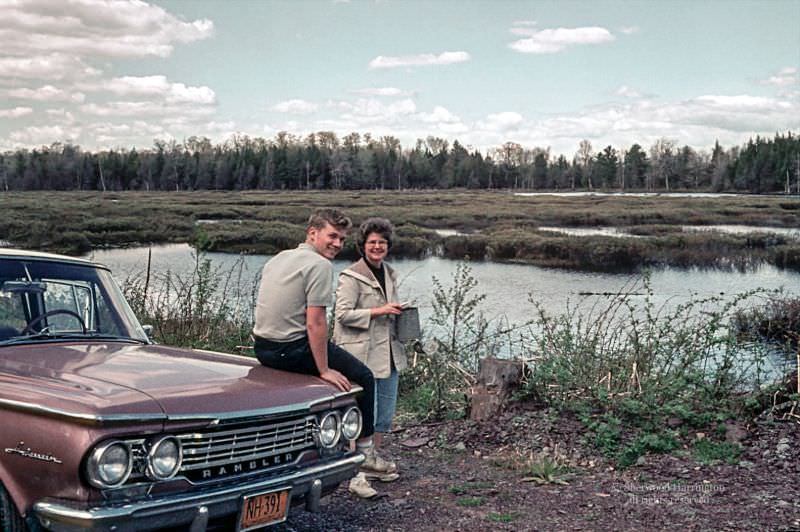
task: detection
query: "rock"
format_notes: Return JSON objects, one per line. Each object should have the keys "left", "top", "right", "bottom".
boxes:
{"left": 738, "top": 460, "right": 755, "bottom": 468}
{"left": 724, "top": 422, "right": 748, "bottom": 444}
{"left": 636, "top": 456, "right": 646, "bottom": 466}
{"left": 777, "top": 437, "right": 790, "bottom": 445}
{"left": 400, "top": 437, "right": 430, "bottom": 448}
{"left": 776, "top": 443, "right": 791, "bottom": 454}
{"left": 667, "top": 417, "right": 683, "bottom": 428}
{"left": 454, "top": 442, "right": 466, "bottom": 451}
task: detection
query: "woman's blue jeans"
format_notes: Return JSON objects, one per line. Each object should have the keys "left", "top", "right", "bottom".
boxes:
{"left": 375, "top": 367, "right": 399, "bottom": 433}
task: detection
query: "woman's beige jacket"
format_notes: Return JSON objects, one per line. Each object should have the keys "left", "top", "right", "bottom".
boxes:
{"left": 333, "top": 258, "right": 407, "bottom": 378}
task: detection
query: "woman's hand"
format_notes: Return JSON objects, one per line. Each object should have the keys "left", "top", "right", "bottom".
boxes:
{"left": 374, "top": 302, "right": 403, "bottom": 316}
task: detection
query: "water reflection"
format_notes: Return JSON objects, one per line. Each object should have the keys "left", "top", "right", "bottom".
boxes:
{"left": 86, "top": 244, "right": 800, "bottom": 326}
{"left": 514, "top": 192, "right": 777, "bottom": 198}
{"left": 85, "top": 244, "right": 799, "bottom": 381}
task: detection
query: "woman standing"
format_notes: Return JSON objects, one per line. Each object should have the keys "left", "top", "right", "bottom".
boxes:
{"left": 334, "top": 217, "right": 407, "bottom": 498}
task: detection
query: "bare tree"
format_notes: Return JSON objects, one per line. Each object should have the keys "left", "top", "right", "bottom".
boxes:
{"left": 576, "top": 139, "right": 594, "bottom": 189}
{"left": 649, "top": 137, "right": 676, "bottom": 191}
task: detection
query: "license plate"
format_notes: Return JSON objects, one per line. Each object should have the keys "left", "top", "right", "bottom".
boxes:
{"left": 238, "top": 488, "right": 290, "bottom": 531}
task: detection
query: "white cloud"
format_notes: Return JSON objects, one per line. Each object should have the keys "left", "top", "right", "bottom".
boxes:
{"left": 90, "top": 122, "right": 132, "bottom": 135}
{"left": 0, "top": 107, "right": 34, "bottom": 118}
{"left": 616, "top": 85, "right": 642, "bottom": 99}
{"left": 0, "top": 0, "right": 213, "bottom": 59}
{"left": 418, "top": 106, "right": 460, "bottom": 124}
{"left": 351, "top": 87, "right": 408, "bottom": 97}
{"left": 80, "top": 101, "right": 216, "bottom": 117}
{"left": 43, "top": 108, "right": 77, "bottom": 126}
{"left": 0, "top": 53, "right": 101, "bottom": 80}
{"left": 620, "top": 26, "right": 640, "bottom": 35}
{"left": 83, "top": 76, "right": 216, "bottom": 104}
{"left": 9, "top": 124, "right": 81, "bottom": 145}
{"left": 7, "top": 85, "right": 85, "bottom": 103}
{"left": 762, "top": 67, "right": 798, "bottom": 88}
{"left": 339, "top": 98, "right": 417, "bottom": 124}
{"left": 515, "top": 92, "right": 799, "bottom": 155}
{"left": 368, "top": 51, "right": 470, "bottom": 69}
{"left": 481, "top": 111, "right": 524, "bottom": 131}
{"left": 695, "top": 94, "right": 789, "bottom": 110}
{"left": 272, "top": 99, "right": 319, "bottom": 114}
{"left": 415, "top": 106, "right": 468, "bottom": 134}
{"left": 509, "top": 26, "right": 615, "bottom": 54}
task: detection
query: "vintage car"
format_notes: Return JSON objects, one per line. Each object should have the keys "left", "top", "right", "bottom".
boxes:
{"left": 0, "top": 249, "right": 364, "bottom": 531}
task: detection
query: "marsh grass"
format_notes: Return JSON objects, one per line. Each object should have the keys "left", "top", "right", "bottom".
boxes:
{"left": 733, "top": 295, "right": 800, "bottom": 351}
{"left": 2, "top": 190, "right": 798, "bottom": 271}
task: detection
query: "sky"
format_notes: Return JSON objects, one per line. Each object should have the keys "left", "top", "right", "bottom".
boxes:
{"left": 1, "top": 0, "right": 798, "bottom": 157}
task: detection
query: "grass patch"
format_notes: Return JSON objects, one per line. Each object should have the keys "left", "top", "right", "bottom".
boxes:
{"left": 456, "top": 496, "right": 486, "bottom": 507}
{"left": 487, "top": 512, "right": 520, "bottom": 523}
{"left": 692, "top": 439, "right": 742, "bottom": 465}
{"left": 448, "top": 481, "right": 494, "bottom": 495}
{"left": 521, "top": 454, "right": 573, "bottom": 485}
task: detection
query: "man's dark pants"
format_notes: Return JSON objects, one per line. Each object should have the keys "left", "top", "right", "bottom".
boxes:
{"left": 254, "top": 335, "right": 375, "bottom": 439}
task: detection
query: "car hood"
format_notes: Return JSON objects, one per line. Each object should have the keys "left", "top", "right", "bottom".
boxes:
{"left": 0, "top": 342, "right": 340, "bottom": 423}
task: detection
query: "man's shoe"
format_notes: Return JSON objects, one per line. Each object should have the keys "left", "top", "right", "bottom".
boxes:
{"left": 348, "top": 473, "right": 378, "bottom": 499}
{"left": 362, "top": 448, "right": 397, "bottom": 474}
{"left": 363, "top": 470, "right": 400, "bottom": 482}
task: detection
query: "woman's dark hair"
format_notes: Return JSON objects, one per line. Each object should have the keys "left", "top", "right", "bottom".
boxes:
{"left": 357, "top": 217, "right": 395, "bottom": 256}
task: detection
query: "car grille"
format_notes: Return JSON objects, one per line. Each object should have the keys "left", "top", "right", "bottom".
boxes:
{"left": 177, "top": 415, "right": 317, "bottom": 482}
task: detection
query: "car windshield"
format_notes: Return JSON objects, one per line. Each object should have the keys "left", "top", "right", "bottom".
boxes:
{"left": 0, "top": 257, "right": 149, "bottom": 345}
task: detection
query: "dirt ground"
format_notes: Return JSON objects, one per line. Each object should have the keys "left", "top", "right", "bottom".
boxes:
{"left": 276, "top": 403, "right": 799, "bottom": 532}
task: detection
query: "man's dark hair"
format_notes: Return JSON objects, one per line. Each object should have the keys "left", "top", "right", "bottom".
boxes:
{"left": 357, "top": 217, "right": 395, "bottom": 256}
{"left": 307, "top": 208, "right": 352, "bottom": 231}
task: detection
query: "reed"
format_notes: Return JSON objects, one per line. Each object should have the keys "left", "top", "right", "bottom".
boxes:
{"left": 1, "top": 190, "right": 798, "bottom": 271}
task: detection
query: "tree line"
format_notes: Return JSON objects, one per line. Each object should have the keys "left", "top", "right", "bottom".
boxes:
{"left": 1, "top": 131, "right": 797, "bottom": 194}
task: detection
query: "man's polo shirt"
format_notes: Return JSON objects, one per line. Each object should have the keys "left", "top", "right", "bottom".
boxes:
{"left": 252, "top": 243, "right": 332, "bottom": 342}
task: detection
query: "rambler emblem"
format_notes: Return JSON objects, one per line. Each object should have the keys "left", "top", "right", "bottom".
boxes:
{"left": 199, "top": 452, "right": 295, "bottom": 480}
{"left": 4, "top": 441, "right": 63, "bottom": 464}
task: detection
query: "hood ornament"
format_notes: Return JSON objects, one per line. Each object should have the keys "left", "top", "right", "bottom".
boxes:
{"left": 4, "top": 441, "right": 63, "bottom": 464}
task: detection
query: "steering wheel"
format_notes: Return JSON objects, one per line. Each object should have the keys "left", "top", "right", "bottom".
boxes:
{"left": 21, "top": 309, "right": 88, "bottom": 335}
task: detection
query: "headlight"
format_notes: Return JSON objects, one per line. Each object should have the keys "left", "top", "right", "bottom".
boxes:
{"left": 86, "top": 441, "right": 132, "bottom": 488}
{"left": 146, "top": 436, "right": 182, "bottom": 480}
{"left": 341, "top": 407, "right": 362, "bottom": 441}
{"left": 317, "top": 412, "right": 341, "bottom": 448}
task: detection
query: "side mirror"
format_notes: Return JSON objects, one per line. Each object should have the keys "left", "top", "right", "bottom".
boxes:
{"left": 142, "top": 324, "right": 154, "bottom": 342}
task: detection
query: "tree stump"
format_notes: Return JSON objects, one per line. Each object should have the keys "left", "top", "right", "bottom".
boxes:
{"left": 469, "top": 357, "right": 524, "bottom": 421}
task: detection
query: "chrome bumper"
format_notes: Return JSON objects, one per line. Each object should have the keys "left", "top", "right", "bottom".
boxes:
{"left": 33, "top": 453, "right": 364, "bottom": 531}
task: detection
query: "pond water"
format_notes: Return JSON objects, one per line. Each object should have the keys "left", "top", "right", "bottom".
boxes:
{"left": 85, "top": 244, "right": 799, "bottom": 379}
{"left": 86, "top": 244, "right": 799, "bottom": 325}
{"left": 536, "top": 225, "right": 800, "bottom": 239}
{"left": 513, "top": 192, "right": 789, "bottom": 198}
{"left": 538, "top": 227, "right": 639, "bottom": 238}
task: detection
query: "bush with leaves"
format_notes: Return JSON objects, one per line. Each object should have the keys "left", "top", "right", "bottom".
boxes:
{"left": 400, "top": 263, "right": 494, "bottom": 419}
{"left": 520, "top": 274, "right": 787, "bottom": 466}
{"left": 122, "top": 251, "right": 256, "bottom": 353}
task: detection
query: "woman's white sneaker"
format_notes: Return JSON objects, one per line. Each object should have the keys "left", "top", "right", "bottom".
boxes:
{"left": 348, "top": 472, "right": 378, "bottom": 498}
